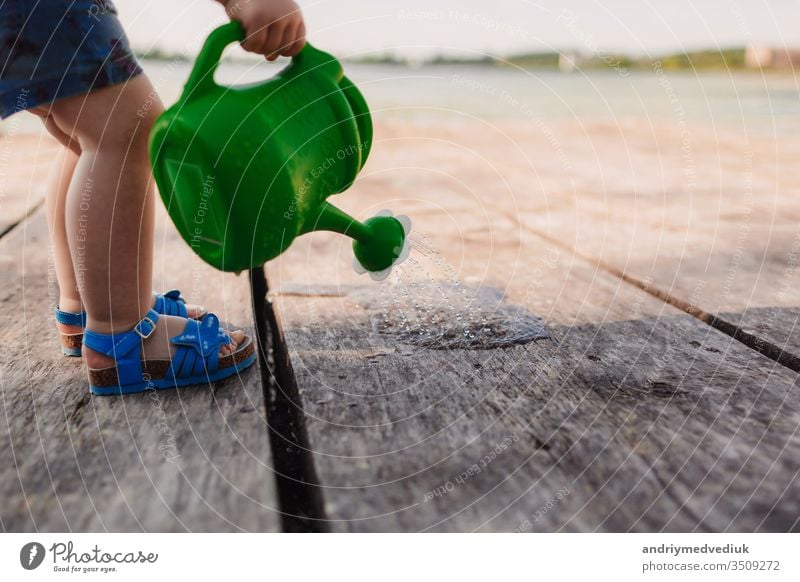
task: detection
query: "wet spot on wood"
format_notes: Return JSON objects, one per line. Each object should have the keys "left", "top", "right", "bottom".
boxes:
{"left": 349, "top": 283, "right": 548, "bottom": 350}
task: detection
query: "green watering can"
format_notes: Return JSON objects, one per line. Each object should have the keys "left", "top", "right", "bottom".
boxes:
{"left": 150, "top": 22, "right": 410, "bottom": 279}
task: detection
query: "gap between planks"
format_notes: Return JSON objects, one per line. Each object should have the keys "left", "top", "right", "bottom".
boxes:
{"left": 249, "top": 267, "right": 329, "bottom": 532}
{"left": 499, "top": 212, "right": 800, "bottom": 374}
{"left": 0, "top": 198, "right": 44, "bottom": 241}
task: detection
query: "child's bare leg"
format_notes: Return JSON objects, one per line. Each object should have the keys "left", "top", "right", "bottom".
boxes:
{"left": 45, "top": 75, "right": 240, "bottom": 366}
{"left": 45, "top": 147, "right": 82, "bottom": 315}
{"left": 37, "top": 110, "right": 205, "bottom": 323}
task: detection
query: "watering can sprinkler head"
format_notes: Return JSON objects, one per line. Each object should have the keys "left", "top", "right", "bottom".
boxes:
{"left": 351, "top": 210, "right": 412, "bottom": 281}
{"left": 149, "top": 22, "right": 411, "bottom": 278}
{"left": 300, "top": 202, "right": 411, "bottom": 280}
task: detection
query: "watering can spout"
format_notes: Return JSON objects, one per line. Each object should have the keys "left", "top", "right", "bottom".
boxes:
{"left": 303, "top": 202, "right": 412, "bottom": 279}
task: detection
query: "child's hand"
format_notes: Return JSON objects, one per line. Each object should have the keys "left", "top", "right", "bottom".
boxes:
{"left": 218, "top": 0, "right": 306, "bottom": 60}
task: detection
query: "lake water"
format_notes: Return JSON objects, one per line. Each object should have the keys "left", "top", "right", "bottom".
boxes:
{"left": 3, "top": 59, "right": 800, "bottom": 137}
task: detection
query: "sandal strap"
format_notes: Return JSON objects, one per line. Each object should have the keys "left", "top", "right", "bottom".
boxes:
{"left": 55, "top": 308, "right": 86, "bottom": 327}
{"left": 165, "top": 313, "right": 231, "bottom": 381}
{"left": 56, "top": 290, "right": 188, "bottom": 331}
{"left": 154, "top": 289, "right": 188, "bottom": 317}
{"left": 83, "top": 310, "right": 160, "bottom": 386}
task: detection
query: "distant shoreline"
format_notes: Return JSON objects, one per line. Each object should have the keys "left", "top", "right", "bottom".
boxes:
{"left": 138, "top": 46, "right": 798, "bottom": 73}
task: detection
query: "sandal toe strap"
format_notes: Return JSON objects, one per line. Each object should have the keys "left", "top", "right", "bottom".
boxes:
{"left": 167, "top": 313, "right": 228, "bottom": 379}
{"left": 154, "top": 289, "right": 188, "bottom": 318}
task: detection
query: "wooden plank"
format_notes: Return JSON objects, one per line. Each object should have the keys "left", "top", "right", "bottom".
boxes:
{"left": 0, "top": 132, "right": 59, "bottom": 236}
{"left": 0, "top": 207, "right": 280, "bottom": 531}
{"left": 266, "top": 127, "right": 800, "bottom": 532}
{"left": 386, "top": 118, "right": 800, "bottom": 363}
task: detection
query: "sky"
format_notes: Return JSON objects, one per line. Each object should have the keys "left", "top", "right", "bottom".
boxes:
{"left": 114, "top": 0, "right": 800, "bottom": 59}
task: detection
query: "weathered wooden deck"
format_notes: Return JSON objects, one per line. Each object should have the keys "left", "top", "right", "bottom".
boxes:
{"left": 1, "top": 120, "right": 799, "bottom": 532}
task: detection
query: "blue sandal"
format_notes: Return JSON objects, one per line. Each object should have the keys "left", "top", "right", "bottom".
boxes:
{"left": 55, "top": 289, "right": 205, "bottom": 357}
{"left": 83, "top": 309, "right": 256, "bottom": 395}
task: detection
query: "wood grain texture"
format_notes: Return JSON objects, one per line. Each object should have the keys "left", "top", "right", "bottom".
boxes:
{"left": 266, "top": 123, "right": 800, "bottom": 531}
{"left": 0, "top": 207, "right": 280, "bottom": 532}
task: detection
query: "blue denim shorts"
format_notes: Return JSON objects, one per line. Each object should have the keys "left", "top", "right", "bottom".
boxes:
{"left": 0, "top": 0, "right": 143, "bottom": 118}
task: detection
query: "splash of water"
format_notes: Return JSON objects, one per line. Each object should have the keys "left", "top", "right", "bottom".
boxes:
{"left": 348, "top": 234, "right": 548, "bottom": 350}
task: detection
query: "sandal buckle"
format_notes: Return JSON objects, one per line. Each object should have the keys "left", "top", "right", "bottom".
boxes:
{"left": 135, "top": 316, "right": 157, "bottom": 339}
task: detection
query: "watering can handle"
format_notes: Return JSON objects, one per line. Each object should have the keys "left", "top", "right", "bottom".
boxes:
{"left": 182, "top": 21, "right": 313, "bottom": 100}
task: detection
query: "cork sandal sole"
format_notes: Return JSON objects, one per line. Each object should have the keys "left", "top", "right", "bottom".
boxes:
{"left": 60, "top": 333, "right": 83, "bottom": 357}
{"left": 88, "top": 336, "right": 256, "bottom": 395}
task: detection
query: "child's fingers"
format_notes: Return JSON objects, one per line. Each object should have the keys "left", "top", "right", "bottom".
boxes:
{"left": 240, "top": 25, "right": 268, "bottom": 55}
{"left": 263, "top": 21, "right": 289, "bottom": 60}
{"left": 276, "top": 20, "right": 299, "bottom": 58}
{"left": 283, "top": 20, "right": 306, "bottom": 57}
{"left": 278, "top": 20, "right": 302, "bottom": 57}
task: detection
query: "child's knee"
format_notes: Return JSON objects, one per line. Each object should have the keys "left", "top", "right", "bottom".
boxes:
{"left": 104, "top": 78, "right": 164, "bottom": 154}
{"left": 50, "top": 75, "right": 163, "bottom": 155}
{"left": 33, "top": 110, "right": 82, "bottom": 155}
